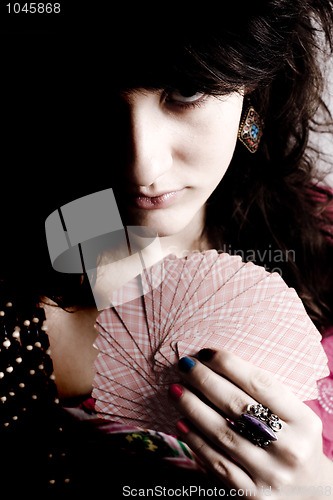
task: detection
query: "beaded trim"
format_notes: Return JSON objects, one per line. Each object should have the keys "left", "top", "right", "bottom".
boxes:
{"left": 0, "top": 299, "right": 59, "bottom": 429}
{"left": 0, "top": 294, "right": 74, "bottom": 488}
{"left": 317, "top": 377, "right": 333, "bottom": 415}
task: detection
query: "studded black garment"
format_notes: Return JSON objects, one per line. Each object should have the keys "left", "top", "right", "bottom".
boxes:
{"left": 0, "top": 290, "right": 218, "bottom": 496}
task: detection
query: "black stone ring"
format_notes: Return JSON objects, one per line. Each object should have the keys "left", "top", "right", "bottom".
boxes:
{"left": 236, "top": 403, "right": 283, "bottom": 448}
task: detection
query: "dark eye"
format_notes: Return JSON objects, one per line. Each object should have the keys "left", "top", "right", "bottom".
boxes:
{"left": 167, "top": 89, "right": 206, "bottom": 104}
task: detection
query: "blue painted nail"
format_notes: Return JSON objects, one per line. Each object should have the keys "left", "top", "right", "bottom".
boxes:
{"left": 178, "top": 356, "right": 196, "bottom": 373}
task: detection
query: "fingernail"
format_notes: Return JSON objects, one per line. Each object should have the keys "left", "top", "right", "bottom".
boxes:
{"left": 176, "top": 419, "right": 189, "bottom": 435}
{"left": 169, "top": 384, "right": 183, "bottom": 400}
{"left": 198, "top": 348, "right": 217, "bottom": 362}
{"left": 178, "top": 356, "right": 196, "bottom": 373}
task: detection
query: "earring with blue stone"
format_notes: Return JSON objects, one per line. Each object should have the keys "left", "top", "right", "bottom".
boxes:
{"left": 238, "top": 104, "right": 263, "bottom": 154}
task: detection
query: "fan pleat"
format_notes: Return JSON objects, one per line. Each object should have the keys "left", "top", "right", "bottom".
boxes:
{"left": 92, "top": 250, "right": 329, "bottom": 434}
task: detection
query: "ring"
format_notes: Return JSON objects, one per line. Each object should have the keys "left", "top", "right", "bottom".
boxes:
{"left": 236, "top": 403, "right": 283, "bottom": 448}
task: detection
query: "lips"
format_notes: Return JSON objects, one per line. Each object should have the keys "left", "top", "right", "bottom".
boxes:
{"left": 131, "top": 190, "right": 184, "bottom": 210}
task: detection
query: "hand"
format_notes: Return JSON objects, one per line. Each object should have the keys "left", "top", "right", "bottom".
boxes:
{"left": 168, "top": 349, "right": 333, "bottom": 499}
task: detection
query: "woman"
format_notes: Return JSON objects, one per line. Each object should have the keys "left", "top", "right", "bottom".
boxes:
{"left": 1, "top": 0, "right": 333, "bottom": 495}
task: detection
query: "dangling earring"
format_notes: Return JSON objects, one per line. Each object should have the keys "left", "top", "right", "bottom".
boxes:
{"left": 238, "top": 103, "right": 263, "bottom": 154}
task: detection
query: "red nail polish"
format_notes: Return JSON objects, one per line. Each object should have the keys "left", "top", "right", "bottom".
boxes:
{"left": 169, "top": 384, "right": 183, "bottom": 400}
{"left": 176, "top": 419, "right": 189, "bottom": 434}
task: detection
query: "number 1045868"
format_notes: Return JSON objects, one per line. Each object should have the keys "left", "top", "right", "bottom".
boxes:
{"left": 6, "top": 3, "right": 61, "bottom": 14}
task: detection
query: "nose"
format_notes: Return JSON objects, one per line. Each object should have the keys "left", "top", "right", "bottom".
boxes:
{"left": 126, "top": 97, "right": 173, "bottom": 187}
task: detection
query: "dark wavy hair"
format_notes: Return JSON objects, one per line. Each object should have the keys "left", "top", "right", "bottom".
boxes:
{"left": 198, "top": 0, "right": 333, "bottom": 331}
{"left": 2, "top": 0, "right": 333, "bottom": 332}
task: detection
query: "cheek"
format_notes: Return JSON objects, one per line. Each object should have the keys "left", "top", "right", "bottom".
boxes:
{"left": 176, "top": 97, "right": 243, "bottom": 177}
{"left": 206, "top": 99, "right": 243, "bottom": 165}
{"left": 204, "top": 119, "right": 239, "bottom": 172}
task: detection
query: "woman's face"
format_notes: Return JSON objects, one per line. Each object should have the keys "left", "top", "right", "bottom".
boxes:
{"left": 115, "top": 89, "right": 244, "bottom": 242}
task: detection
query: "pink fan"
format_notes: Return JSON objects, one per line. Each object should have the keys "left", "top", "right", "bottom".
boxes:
{"left": 92, "top": 250, "right": 328, "bottom": 434}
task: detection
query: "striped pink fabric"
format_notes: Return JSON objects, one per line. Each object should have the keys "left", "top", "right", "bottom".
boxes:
{"left": 92, "top": 250, "right": 329, "bottom": 434}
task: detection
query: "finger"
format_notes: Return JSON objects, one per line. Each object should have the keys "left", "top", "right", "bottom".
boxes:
{"left": 176, "top": 419, "right": 257, "bottom": 492}
{"left": 177, "top": 355, "right": 258, "bottom": 422}
{"left": 169, "top": 383, "right": 268, "bottom": 473}
{"left": 197, "top": 349, "right": 310, "bottom": 422}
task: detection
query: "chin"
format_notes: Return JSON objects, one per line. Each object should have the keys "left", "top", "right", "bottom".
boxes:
{"left": 146, "top": 222, "right": 186, "bottom": 238}
{"left": 125, "top": 211, "right": 185, "bottom": 235}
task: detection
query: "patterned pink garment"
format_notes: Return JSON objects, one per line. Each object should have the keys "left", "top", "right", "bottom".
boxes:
{"left": 304, "top": 185, "right": 333, "bottom": 459}
{"left": 306, "top": 332, "right": 333, "bottom": 459}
